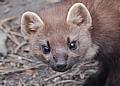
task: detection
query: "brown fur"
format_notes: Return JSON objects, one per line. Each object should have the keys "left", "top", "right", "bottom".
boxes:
{"left": 21, "top": 0, "right": 120, "bottom": 86}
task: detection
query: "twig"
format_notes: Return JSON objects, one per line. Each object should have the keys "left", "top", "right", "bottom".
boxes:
{"left": 18, "top": 78, "right": 26, "bottom": 86}
{"left": 7, "top": 34, "right": 18, "bottom": 45}
{"left": 7, "top": 54, "right": 40, "bottom": 63}
{"left": 0, "top": 17, "right": 16, "bottom": 26}
{"left": 44, "top": 72, "right": 66, "bottom": 82}
{"left": 0, "top": 17, "right": 20, "bottom": 45}
{"left": 0, "top": 63, "right": 46, "bottom": 75}
{"left": 9, "top": 31, "right": 24, "bottom": 38}
{"left": 14, "top": 41, "right": 27, "bottom": 54}
{"left": 54, "top": 80, "right": 82, "bottom": 85}
{"left": 8, "top": 34, "right": 20, "bottom": 45}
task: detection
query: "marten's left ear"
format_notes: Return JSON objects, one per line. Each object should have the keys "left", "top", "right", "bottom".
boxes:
{"left": 21, "top": 11, "right": 44, "bottom": 40}
{"left": 66, "top": 3, "right": 92, "bottom": 27}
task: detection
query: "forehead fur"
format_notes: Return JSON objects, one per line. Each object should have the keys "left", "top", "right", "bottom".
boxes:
{"left": 37, "top": 2, "right": 74, "bottom": 36}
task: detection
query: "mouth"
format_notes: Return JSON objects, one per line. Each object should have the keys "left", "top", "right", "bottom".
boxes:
{"left": 46, "top": 61, "right": 73, "bottom": 72}
{"left": 51, "top": 66, "right": 72, "bottom": 72}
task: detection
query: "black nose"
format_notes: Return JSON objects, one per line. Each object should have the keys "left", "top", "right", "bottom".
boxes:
{"left": 56, "top": 63, "right": 67, "bottom": 69}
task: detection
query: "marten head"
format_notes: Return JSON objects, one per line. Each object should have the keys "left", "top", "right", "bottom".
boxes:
{"left": 21, "top": 3, "right": 98, "bottom": 72}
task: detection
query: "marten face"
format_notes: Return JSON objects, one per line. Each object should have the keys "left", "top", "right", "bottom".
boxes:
{"left": 29, "top": 25, "right": 93, "bottom": 72}
{"left": 21, "top": 3, "right": 98, "bottom": 72}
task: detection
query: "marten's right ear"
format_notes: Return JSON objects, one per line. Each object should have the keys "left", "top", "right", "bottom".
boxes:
{"left": 21, "top": 11, "right": 44, "bottom": 40}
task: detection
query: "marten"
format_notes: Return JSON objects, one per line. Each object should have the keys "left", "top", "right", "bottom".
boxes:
{"left": 20, "top": 0, "right": 120, "bottom": 86}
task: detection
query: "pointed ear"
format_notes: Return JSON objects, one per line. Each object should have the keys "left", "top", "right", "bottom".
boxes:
{"left": 66, "top": 3, "right": 92, "bottom": 27}
{"left": 21, "top": 11, "right": 44, "bottom": 39}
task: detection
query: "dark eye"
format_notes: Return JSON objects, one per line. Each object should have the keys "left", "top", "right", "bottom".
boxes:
{"left": 67, "top": 37, "right": 77, "bottom": 50}
{"left": 42, "top": 41, "right": 50, "bottom": 54}
{"left": 69, "top": 41, "right": 77, "bottom": 50}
